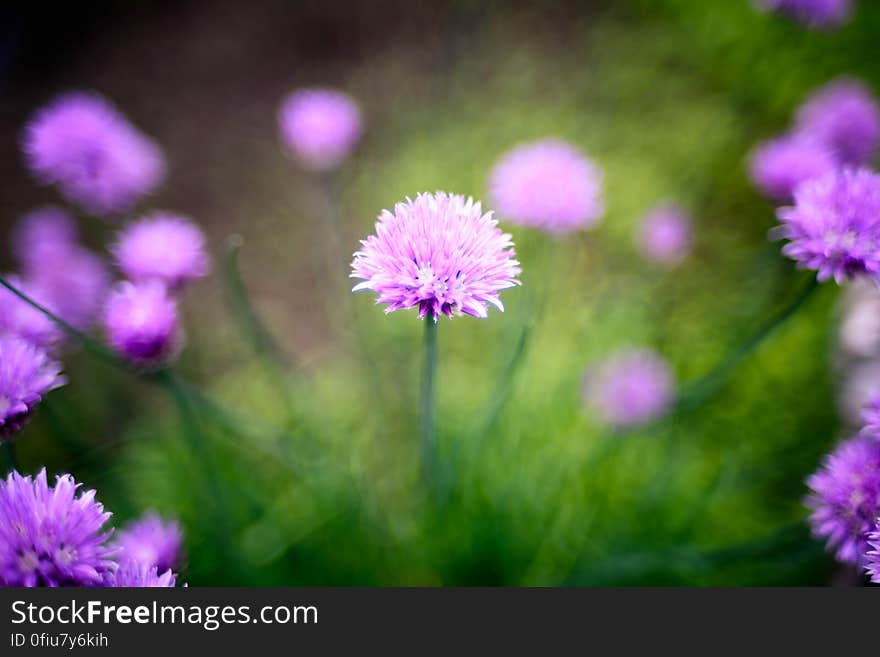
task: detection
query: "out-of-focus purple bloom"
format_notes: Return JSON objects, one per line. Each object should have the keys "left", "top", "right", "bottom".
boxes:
{"left": 0, "top": 275, "right": 64, "bottom": 348}
{"left": 279, "top": 88, "right": 362, "bottom": 172}
{"left": 13, "top": 206, "right": 78, "bottom": 260}
{"left": 12, "top": 207, "right": 111, "bottom": 332}
{"left": 775, "top": 168, "right": 880, "bottom": 284}
{"left": 103, "top": 280, "right": 180, "bottom": 366}
{"left": 635, "top": 204, "right": 693, "bottom": 267}
{"left": 748, "top": 135, "right": 836, "bottom": 201}
{"left": 114, "top": 512, "right": 183, "bottom": 573}
{"left": 805, "top": 434, "right": 880, "bottom": 565}
{"left": 112, "top": 213, "right": 210, "bottom": 290}
{"left": 351, "top": 192, "right": 521, "bottom": 321}
{"left": 0, "top": 335, "right": 65, "bottom": 437}
{"left": 23, "top": 93, "right": 165, "bottom": 216}
{"left": 489, "top": 139, "right": 604, "bottom": 233}
{"left": 756, "top": 0, "right": 852, "bottom": 28}
{"left": 0, "top": 469, "right": 115, "bottom": 587}
{"left": 866, "top": 519, "right": 880, "bottom": 583}
{"left": 860, "top": 395, "right": 880, "bottom": 439}
{"left": 795, "top": 78, "right": 880, "bottom": 166}
{"left": 109, "top": 562, "right": 176, "bottom": 588}
{"left": 584, "top": 349, "right": 674, "bottom": 428}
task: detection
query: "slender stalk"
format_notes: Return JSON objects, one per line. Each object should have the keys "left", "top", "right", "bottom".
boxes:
{"left": 420, "top": 316, "right": 439, "bottom": 484}
{"left": 3, "top": 441, "right": 18, "bottom": 473}
{"left": 675, "top": 276, "right": 819, "bottom": 411}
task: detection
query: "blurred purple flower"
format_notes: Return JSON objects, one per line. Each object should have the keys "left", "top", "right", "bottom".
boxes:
{"left": 13, "top": 206, "right": 78, "bottom": 260}
{"left": 115, "top": 512, "right": 183, "bottom": 573}
{"left": 351, "top": 192, "right": 521, "bottom": 321}
{"left": 0, "top": 469, "right": 115, "bottom": 587}
{"left": 109, "top": 562, "right": 177, "bottom": 588}
{"left": 860, "top": 394, "right": 880, "bottom": 439}
{"left": 748, "top": 135, "right": 836, "bottom": 201}
{"left": 279, "top": 88, "right": 362, "bottom": 172}
{"left": 636, "top": 204, "right": 693, "bottom": 267}
{"left": 112, "top": 213, "right": 210, "bottom": 290}
{"left": 0, "top": 275, "right": 64, "bottom": 348}
{"left": 775, "top": 168, "right": 880, "bottom": 284}
{"left": 12, "top": 207, "right": 111, "bottom": 332}
{"left": 795, "top": 78, "right": 880, "bottom": 166}
{"left": 103, "top": 280, "right": 181, "bottom": 366}
{"left": 23, "top": 93, "right": 165, "bottom": 216}
{"left": 0, "top": 334, "right": 65, "bottom": 437}
{"left": 584, "top": 349, "right": 674, "bottom": 428}
{"left": 805, "top": 434, "right": 880, "bottom": 565}
{"left": 489, "top": 139, "right": 604, "bottom": 233}
{"left": 866, "top": 520, "right": 880, "bottom": 583}
{"left": 756, "top": 0, "right": 852, "bottom": 28}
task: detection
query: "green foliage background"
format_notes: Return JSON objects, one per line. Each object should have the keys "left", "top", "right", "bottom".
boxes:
{"left": 10, "top": 0, "right": 880, "bottom": 584}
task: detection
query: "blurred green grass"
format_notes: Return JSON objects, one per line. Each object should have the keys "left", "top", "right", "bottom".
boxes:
{"left": 14, "top": 0, "right": 879, "bottom": 584}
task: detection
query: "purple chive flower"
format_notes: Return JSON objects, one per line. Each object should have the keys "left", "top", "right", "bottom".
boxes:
{"left": 13, "top": 206, "right": 78, "bottom": 260}
{"left": 103, "top": 280, "right": 181, "bottom": 366}
{"left": 584, "top": 349, "right": 674, "bottom": 428}
{"left": 860, "top": 395, "right": 880, "bottom": 439}
{"left": 0, "top": 335, "right": 65, "bottom": 437}
{"left": 109, "top": 562, "right": 176, "bottom": 588}
{"left": 351, "top": 192, "right": 521, "bottom": 321}
{"left": 636, "top": 204, "right": 693, "bottom": 266}
{"left": 748, "top": 135, "right": 836, "bottom": 201}
{"left": 805, "top": 434, "right": 880, "bottom": 565}
{"left": 11, "top": 207, "right": 110, "bottom": 332}
{"left": 775, "top": 168, "right": 880, "bottom": 284}
{"left": 114, "top": 512, "right": 183, "bottom": 573}
{"left": 489, "top": 139, "right": 604, "bottom": 233}
{"left": 278, "top": 88, "right": 362, "bottom": 172}
{"left": 756, "top": 0, "right": 852, "bottom": 28}
{"left": 0, "top": 275, "right": 64, "bottom": 348}
{"left": 23, "top": 93, "right": 165, "bottom": 216}
{"left": 111, "top": 213, "right": 210, "bottom": 290}
{"left": 0, "top": 469, "right": 115, "bottom": 586}
{"left": 866, "top": 520, "right": 880, "bottom": 583}
{"left": 795, "top": 78, "right": 880, "bottom": 166}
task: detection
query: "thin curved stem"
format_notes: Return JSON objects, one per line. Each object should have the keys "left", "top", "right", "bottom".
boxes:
{"left": 675, "top": 276, "right": 820, "bottom": 412}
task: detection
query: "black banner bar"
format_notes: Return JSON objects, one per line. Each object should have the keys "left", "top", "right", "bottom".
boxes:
{"left": 1, "top": 588, "right": 877, "bottom": 652}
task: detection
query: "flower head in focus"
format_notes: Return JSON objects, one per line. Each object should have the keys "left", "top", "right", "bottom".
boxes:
{"left": 805, "top": 434, "right": 880, "bottom": 565}
{"left": 584, "top": 349, "right": 675, "bottom": 428}
{"left": 111, "top": 213, "right": 210, "bottom": 290}
{"left": 635, "top": 204, "right": 693, "bottom": 267}
{"left": 756, "top": 0, "right": 852, "bottom": 29}
{"left": 748, "top": 135, "right": 837, "bottom": 201}
{"left": 489, "top": 139, "right": 604, "bottom": 233}
{"left": 0, "top": 335, "right": 65, "bottom": 437}
{"left": 279, "top": 88, "right": 362, "bottom": 172}
{"left": 775, "top": 168, "right": 880, "bottom": 284}
{"left": 23, "top": 93, "right": 165, "bottom": 216}
{"left": 0, "top": 469, "right": 115, "bottom": 586}
{"left": 114, "top": 512, "right": 183, "bottom": 573}
{"left": 795, "top": 78, "right": 880, "bottom": 166}
{"left": 109, "top": 562, "right": 177, "bottom": 588}
{"left": 351, "top": 192, "right": 521, "bottom": 321}
{"left": 103, "top": 280, "right": 181, "bottom": 366}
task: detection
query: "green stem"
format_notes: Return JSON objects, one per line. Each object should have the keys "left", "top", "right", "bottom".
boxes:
{"left": 675, "top": 276, "right": 819, "bottom": 412}
{"left": 0, "top": 276, "right": 120, "bottom": 367}
{"left": 3, "top": 441, "right": 18, "bottom": 473}
{"left": 420, "top": 316, "right": 439, "bottom": 485}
